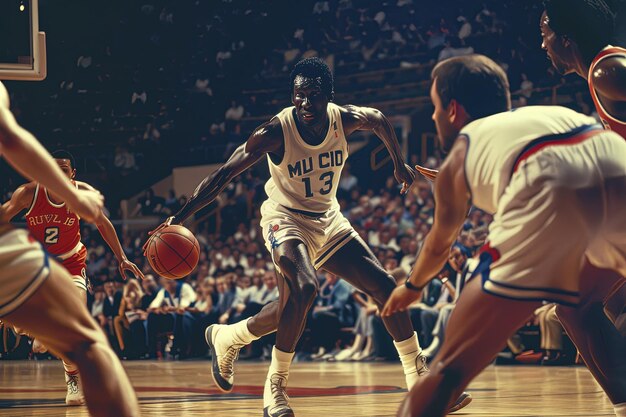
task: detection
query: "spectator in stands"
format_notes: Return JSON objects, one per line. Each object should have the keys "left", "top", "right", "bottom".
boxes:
{"left": 113, "top": 146, "right": 137, "bottom": 176}
{"left": 100, "top": 280, "right": 122, "bottom": 346}
{"left": 164, "top": 189, "right": 181, "bottom": 215}
{"left": 515, "top": 303, "right": 567, "bottom": 365}
{"left": 338, "top": 165, "right": 358, "bottom": 196}
{"left": 335, "top": 291, "right": 378, "bottom": 361}
{"left": 225, "top": 100, "right": 245, "bottom": 131}
{"left": 422, "top": 247, "right": 469, "bottom": 359}
{"left": 114, "top": 279, "right": 144, "bottom": 358}
{"left": 91, "top": 287, "right": 105, "bottom": 326}
{"left": 146, "top": 277, "right": 196, "bottom": 358}
{"left": 310, "top": 273, "right": 356, "bottom": 359}
{"left": 214, "top": 275, "right": 237, "bottom": 324}
{"left": 437, "top": 38, "right": 474, "bottom": 62}
{"left": 133, "top": 188, "right": 165, "bottom": 217}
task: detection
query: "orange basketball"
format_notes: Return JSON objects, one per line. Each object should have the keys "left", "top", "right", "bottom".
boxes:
{"left": 146, "top": 225, "right": 200, "bottom": 279}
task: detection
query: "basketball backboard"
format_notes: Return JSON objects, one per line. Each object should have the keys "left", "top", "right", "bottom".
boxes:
{"left": 0, "top": 0, "right": 46, "bottom": 81}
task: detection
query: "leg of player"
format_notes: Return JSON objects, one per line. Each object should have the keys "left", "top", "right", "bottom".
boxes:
{"left": 30, "top": 275, "right": 89, "bottom": 405}
{"left": 556, "top": 261, "right": 626, "bottom": 414}
{"left": 321, "top": 238, "right": 424, "bottom": 386}
{"left": 3, "top": 260, "right": 140, "bottom": 417}
{"left": 206, "top": 284, "right": 284, "bottom": 392}
{"left": 208, "top": 239, "right": 317, "bottom": 417}
{"left": 63, "top": 283, "right": 88, "bottom": 405}
{"left": 396, "top": 277, "right": 540, "bottom": 417}
{"left": 321, "top": 237, "right": 471, "bottom": 412}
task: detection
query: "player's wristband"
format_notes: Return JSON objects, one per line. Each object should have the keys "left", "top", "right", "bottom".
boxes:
{"left": 405, "top": 279, "right": 426, "bottom": 292}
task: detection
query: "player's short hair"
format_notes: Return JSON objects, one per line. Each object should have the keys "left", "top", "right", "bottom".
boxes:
{"left": 431, "top": 55, "right": 511, "bottom": 120}
{"left": 289, "top": 57, "right": 334, "bottom": 100}
{"left": 543, "top": 0, "right": 616, "bottom": 63}
{"left": 51, "top": 150, "right": 76, "bottom": 168}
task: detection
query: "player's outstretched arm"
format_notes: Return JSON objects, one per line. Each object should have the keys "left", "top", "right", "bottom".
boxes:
{"left": 78, "top": 181, "right": 145, "bottom": 280}
{"left": 170, "top": 118, "right": 283, "bottom": 225}
{"left": 0, "top": 184, "right": 34, "bottom": 223}
{"left": 0, "top": 82, "right": 103, "bottom": 223}
{"left": 382, "top": 137, "right": 471, "bottom": 316}
{"left": 341, "top": 105, "right": 415, "bottom": 194}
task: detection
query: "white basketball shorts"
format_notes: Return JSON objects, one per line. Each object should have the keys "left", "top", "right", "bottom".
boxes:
{"left": 475, "top": 131, "right": 626, "bottom": 306}
{"left": 260, "top": 199, "right": 358, "bottom": 271}
{"left": 0, "top": 229, "right": 50, "bottom": 317}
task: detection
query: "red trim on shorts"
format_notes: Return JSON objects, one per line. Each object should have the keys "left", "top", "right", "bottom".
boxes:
{"left": 512, "top": 128, "right": 602, "bottom": 174}
{"left": 478, "top": 243, "right": 501, "bottom": 263}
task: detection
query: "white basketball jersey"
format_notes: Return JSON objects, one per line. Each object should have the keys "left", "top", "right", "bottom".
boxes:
{"left": 265, "top": 103, "right": 348, "bottom": 213}
{"left": 463, "top": 106, "right": 598, "bottom": 213}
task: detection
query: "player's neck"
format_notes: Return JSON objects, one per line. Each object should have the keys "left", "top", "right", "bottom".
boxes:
{"left": 295, "top": 114, "right": 329, "bottom": 145}
{"left": 572, "top": 51, "right": 590, "bottom": 79}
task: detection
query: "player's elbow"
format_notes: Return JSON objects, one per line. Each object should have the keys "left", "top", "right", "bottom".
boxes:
{"left": 425, "top": 230, "right": 458, "bottom": 258}
{"left": 368, "top": 108, "right": 386, "bottom": 127}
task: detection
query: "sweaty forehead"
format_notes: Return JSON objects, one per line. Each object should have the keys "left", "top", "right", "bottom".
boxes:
{"left": 56, "top": 159, "right": 72, "bottom": 168}
{"left": 293, "top": 75, "right": 323, "bottom": 91}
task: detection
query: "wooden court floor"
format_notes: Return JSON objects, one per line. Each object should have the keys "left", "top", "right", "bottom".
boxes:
{"left": 0, "top": 360, "right": 616, "bottom": 416}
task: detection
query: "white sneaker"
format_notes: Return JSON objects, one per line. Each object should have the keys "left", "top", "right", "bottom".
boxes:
{"left": 205, "top": 324, "right": 243, "bottom": 392}
{"left": 333, "top": 349, "right": 355, "bottom": 361}
{"left": 416, "top": 352, "right": 429, "bottom": 376}
{"left": 65, "top": 372, "right": 85, "bottom": 406}
{"left": 263, "top": 374, "right": 294, "bottom": 417}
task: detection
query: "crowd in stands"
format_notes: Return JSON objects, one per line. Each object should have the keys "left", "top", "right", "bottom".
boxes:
{"left": 1, "top": 0, "right": 599, "bottom": 207}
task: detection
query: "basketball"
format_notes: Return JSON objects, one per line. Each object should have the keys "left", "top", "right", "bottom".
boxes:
{"left": 146, "top": 225, "right": 200, "bottom": 279}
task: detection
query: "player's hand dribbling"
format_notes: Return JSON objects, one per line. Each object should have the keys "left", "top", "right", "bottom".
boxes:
{"left": 395, "top": 163, "right": 416, "bottom": 195}
{"left": 381, "top": 285, "right": 422, "bottom": 317}
{"left": 119, "top": 259, "right": 146, "bottom": 281}
{"left": 414, "top": 164, "right": 438, "bottom": 182}
{"left": 67, "top": 189, "right": 104, "bottom": 223}
{"left": 142, "top": 216, "right": 175, "bottom": 255}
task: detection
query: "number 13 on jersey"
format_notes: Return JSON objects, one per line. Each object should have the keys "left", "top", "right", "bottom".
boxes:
{"left": 301, "top": 171, "right": 334, "bottom": 198}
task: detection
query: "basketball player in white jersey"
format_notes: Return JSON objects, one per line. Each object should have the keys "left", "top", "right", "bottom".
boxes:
{"left": 147, "top": 57, "right": 471, "bottom": 416}
{"left": 0, "top": 81, "right": 139, "bottom": 417}
{"left": 383, "top": 54, "right": 626, "bottom": 417}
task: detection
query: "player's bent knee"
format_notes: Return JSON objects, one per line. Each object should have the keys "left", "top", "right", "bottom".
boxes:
{"left": 289, "top": 279, "right": 318, "bottom": 308}
{"left": 369, "top": 273, "right": 397, "bottom": 305}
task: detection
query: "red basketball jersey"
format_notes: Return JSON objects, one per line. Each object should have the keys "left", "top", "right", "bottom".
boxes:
{"left": 24, "top": 183, "right": 81, "bottom": 256}
{"left": 587, "top": 46, "right": 626, "bottom": 138}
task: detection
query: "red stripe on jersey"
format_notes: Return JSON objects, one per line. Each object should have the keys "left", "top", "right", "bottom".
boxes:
{"left": 512, "top": 128, "right": 603, "bottom": 174}
{"left": 587, "top": 46, "right": 626, "bottom": 138}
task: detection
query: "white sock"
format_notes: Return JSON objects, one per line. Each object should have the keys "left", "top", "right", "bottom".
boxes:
{"left": 263, "top": 346, "right": 294, "bottom": 406}
{"left": 393, "top": 332, "right": 425, "bottom": 390}
{"left": 615, "top": 402, "right": 626, "bottom": 417}
{"left": 63, "top": 360, "right": 78, "bottom": 375}
{"left": 221, "top": 318, "right": 260, "bottom": 346}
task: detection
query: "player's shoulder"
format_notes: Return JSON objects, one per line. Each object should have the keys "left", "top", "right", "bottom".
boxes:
{"left": 592, "top": 55, "right": 626, "bottom": 99}
{"left": 252, "top": 115, "right": 283, "bottom": 140}
{"left": 7, "top": 182, "right": 36, "bottom": 208}
{"left": 337, "top": 103, "right": 377, "bottom": 126}
{"left": 337, "top": 103, "right": 366, "bottom": 117}
{"left": 247, "top": 115, "right": 284, "bottom": 153}
{"left": 15, "top": 182, "right": 37, "bottom": 198}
